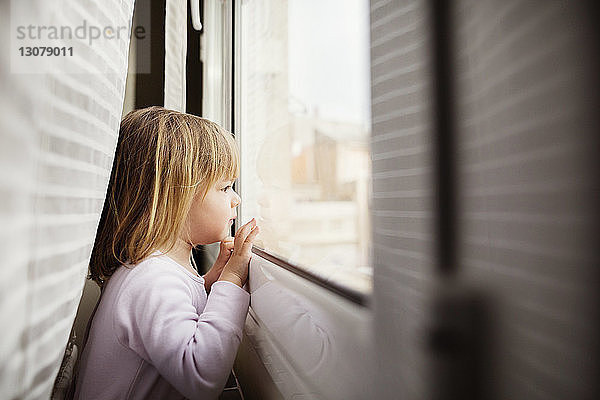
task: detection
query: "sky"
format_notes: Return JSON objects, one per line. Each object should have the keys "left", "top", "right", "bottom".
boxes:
{"left": 288, "top": 0, "right": 371, "bottom": 126}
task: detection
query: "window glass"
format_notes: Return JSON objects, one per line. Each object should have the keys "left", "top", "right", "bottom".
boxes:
{"left": 237, "top": 0, "right": 371, "bottom": 294}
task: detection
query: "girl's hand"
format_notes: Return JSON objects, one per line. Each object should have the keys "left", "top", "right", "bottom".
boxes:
{"left": 218, "top": 218, "right": 260, "bottom": 288}
{"left": 215, "top": 237, "right": 235, "bottom": 268}
{"left": 203, "top": 237, "right": 234, "bottom": 293}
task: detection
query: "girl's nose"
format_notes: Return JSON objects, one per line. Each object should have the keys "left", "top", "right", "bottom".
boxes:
{"left": 231, "top": 190, "right": 241, "bottom": 207}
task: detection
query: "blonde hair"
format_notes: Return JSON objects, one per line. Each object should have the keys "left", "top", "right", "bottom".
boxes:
{"left": 89, "top": 106, "right": 239, "bottom": 286}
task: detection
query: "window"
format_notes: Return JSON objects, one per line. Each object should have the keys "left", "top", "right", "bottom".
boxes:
{"left": 235, "top": 0, "right": 372, "bottom": 294}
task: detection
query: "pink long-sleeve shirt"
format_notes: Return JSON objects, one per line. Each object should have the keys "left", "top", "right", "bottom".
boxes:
{"left": 74, "top": 253, "right": 250, "bottom": 399}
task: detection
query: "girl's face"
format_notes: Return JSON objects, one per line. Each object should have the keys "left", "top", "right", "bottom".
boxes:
{"left": 185, "top": 179, "right": 241, "bottom": 245}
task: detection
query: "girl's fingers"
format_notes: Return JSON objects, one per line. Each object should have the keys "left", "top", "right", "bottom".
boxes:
{"left": 234, "top": 218, "right": 256, "bottom": 250}
{"left": 223, "top": 241, "right": 234, "bottom": 252}
{"left": 220, "top": 237, "right": 234, "bottom": 248}
{"left": 242, "top": 226, "right": 260, "bottom": 253}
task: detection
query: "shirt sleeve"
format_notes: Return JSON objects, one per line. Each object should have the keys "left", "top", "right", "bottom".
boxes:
{"left": 113, "top": 270, "right": 250, "bottom": 399}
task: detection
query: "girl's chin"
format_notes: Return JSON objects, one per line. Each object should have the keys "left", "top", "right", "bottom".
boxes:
{"left": 195, "top": 225, "right": 232, "bottom": 245}
{"left": 197, "top": 232, "right": 230, "bottom": 245}
{"left": 217, "top": 229, "right": 231, "bottom": 242}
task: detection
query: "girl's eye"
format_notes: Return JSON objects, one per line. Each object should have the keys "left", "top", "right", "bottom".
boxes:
{"left": 222, "top": 185, "right": 232, "bottom": 192}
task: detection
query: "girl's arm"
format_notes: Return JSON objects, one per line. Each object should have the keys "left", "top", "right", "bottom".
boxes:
{"left": 114, "top": 269, "right": 249, "bottom": 399}
{"left": 114, "top": 221, "right": 257, "bottom": 399}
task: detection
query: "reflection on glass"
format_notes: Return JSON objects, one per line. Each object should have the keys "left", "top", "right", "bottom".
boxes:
{"left": 238, "top": 0, "right": 371, "bottom": 293}
{"left": 246, "top": 259, "right": 374, "bottom": 400}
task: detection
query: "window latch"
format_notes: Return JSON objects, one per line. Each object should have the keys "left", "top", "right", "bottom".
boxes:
{"left": 190, "top": 0, "right": 202, "bottom": 31}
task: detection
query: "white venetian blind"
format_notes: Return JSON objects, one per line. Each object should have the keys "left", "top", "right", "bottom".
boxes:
{"left": 370, "top": 1, "right": 435, "bottom": 399}
{"left": 371, "top": 1, "right": 599, "bottom": 398}
{"left": 0, "top": 0, "right": 135, "bottom": 398}
{"left": 454, "top": 1, "right": 599, "bottom": 398}
{"left": 164, "top": 0, "right": 188, "bottom": 111}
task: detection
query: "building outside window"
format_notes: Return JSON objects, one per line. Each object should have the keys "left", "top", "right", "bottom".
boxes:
{"left": 236, "top": 0, "right": 372, "bottom": 294}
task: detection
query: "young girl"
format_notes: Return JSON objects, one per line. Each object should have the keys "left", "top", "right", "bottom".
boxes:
{"left": 74, "top": 106, "right": 259, "bottom": 399}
